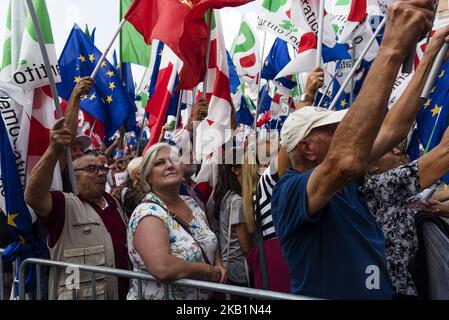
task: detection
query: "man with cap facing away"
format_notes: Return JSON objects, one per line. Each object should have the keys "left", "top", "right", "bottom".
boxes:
{"left": 271, "top": 0, "right": 434, "bottom": 299}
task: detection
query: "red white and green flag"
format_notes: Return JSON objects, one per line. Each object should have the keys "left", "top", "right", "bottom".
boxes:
{"left": 0, "top": 0, "right": 60, "bottom": 90}
{"left": 231, "top": 16, "right": 260, "bottom": 88}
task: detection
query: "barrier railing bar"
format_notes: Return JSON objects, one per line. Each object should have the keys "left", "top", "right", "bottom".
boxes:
{"left": 36, "top": 264, "right": 41, "bottom": 300}
{"left": 19, "top": 258, "right": 316, "bottom": 300}
{"left": 91, "top": 272, "right": 96, "bottom": 300}
{"left": 112, "top": 276, "right": 119, "bottom": 300}
{"left": 0, "top": 248, "right": 4, "bottom": 300}
{"left": 137, "top": 279, "right": 143, "bottom": 300}
{"left": 51, "top": 266, "right": 58, "bottom": 301}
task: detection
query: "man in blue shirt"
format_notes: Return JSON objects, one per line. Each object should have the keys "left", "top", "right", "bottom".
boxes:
{"left": 271, "top": 0, "right": 435, "bottom": 299}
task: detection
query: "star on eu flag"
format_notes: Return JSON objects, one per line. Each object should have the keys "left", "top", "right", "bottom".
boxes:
{"left": 431, "top": 105, "right": 441, "bottom": 117}
{"left": 89, "top": 93, "right": 96, "bottom": 101}
{"left": 423, "top": 98, "right": 431, "bottom": 109}
{"left": 101, "top": 61, "right": 107, "bottom": 67}
{"left": 106, "top": 95, "right": 113, "bottom": 104}
{"left": 431, "top": 86, "right": 436, "bottom": 94}
{"left": 438, "top": 69, "right": 445, "bottom": 79}
{"left": 78, "top": 54, "right": 86, "bottom": 63}
{"left": 89, "top": 54, "right": 95, "bottom": 63}
{"left": 106, "top": 70, "right": 114, "bottom": 77}
{"left": 8, "top": 213, "right": 18, "bottom": 228}
{"left": 74, "top": 76, "right": 81, "bottom": 83}
{"left": 340, "top": 99, "right": 347, "bottom": 108}
{"left": 109, "top": 82, "right": 116, "bottom": 90}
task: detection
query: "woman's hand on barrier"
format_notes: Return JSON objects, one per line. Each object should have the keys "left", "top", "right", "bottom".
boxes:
{"left": 216, "top": 265, "right": 228, "bottom": 284}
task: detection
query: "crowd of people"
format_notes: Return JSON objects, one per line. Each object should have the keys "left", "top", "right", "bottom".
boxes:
{"left": 2, "top": 0, "right": 449, "bottom": 300}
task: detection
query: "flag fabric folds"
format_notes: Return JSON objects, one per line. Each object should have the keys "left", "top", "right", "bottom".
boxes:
{"left": 261, "top": 38, "right": 297, "bottom": 90}
{"left": 57, "top": 24, "right": 135, "bottom": 137}
{"left": 0, "top": 0, "right": 61, "bottom": 90}
{"left": 124, "top": 0, "right": 252, "bottom": 90}
{"left": 119, "top": 0, "right": 152, "bottom": 67}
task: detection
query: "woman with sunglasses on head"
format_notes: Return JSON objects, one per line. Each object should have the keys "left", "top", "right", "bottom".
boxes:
{"left": 127, "top": 143, "right": 227, "bottom": 300}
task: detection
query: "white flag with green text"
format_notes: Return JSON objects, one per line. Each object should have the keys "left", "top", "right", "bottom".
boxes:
{"left": 0, "top": 0, "right": 60, "bottom": 90}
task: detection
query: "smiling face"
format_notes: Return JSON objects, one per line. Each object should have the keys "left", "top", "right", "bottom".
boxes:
{"left": 147, "top": 148, "right": 183, "bottom": 192}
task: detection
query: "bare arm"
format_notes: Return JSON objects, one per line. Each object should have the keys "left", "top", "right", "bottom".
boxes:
{"left": 24, "top": 118, "right": 72, "bottom": 218}
{"left": 432, "top": 189, "right": 449, "bottom": 202}
{"left": 306, "top": 1, "right": 433, "bottom": 215}
{"left": 295, "top": 67, "right": 324, "bottom": 110}
{"left": 418, "top": 126, "right": 449, "bottom": 189}
{"left": 133, "top": 216, "right": 222, "bottom": 282}
{"left": 64, "top": 77, "right": 94, "bottom": 140}
{"left": 371, "top": 25, "right": 449, "bottom": 162}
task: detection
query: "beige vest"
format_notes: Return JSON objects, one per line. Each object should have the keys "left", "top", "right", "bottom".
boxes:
{"left": 48, "top": 193, "right": 126, "bottom": 300}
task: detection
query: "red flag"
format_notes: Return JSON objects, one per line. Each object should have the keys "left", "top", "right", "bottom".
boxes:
{"left": 124, "top": 0, "right": 253, "bottom": 90}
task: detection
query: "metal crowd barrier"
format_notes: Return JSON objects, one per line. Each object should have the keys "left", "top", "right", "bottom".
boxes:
{"left": 0, "top": 248, "right": 18, "bottom": 300}
{"left": 18, "top": 258, "right": 318, "bottom": 300}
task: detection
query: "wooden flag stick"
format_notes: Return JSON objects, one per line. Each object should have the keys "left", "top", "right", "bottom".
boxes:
{"left": 26, "top": 0, "right": 78, "bottom": 194}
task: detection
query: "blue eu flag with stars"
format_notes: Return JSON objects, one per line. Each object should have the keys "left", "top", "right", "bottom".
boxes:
{"left": 57, "top": 24, "right": 135, "bottom": 137}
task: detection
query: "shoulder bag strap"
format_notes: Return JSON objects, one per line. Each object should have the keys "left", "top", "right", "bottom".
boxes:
{"left": 142, "top": 199, "right": 212, "bottom": 265}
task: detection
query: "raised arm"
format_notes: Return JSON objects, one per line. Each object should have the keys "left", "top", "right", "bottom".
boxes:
{"left": 306, "top": 0, "right": 434, "bottom": 215}
{"left": 295, "top": 67, "right": 324, "bottom": 110}
{"left": 24, "top": 118, "right": 72, "bottom": 218}
{"left": 133, "top": 216, "right": 222, "bottom": 282}
{"left": 64, "top": 77, "right": 94, "bottom": 140}
{"left": 371, "top": 25, "right": 449, "bottom": 162}
{"left": 418, "top": 126, "right": 449, "bottom": 189}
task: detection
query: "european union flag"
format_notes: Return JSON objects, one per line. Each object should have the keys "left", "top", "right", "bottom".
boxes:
{"left": 261, "top": 39, "right": 297, "bottom": 90}
{"left": 227, "top": 50, "right": 241, "bottom": 94}
{"left": 0, "top": 115, "right": 46, "bottom": 294}
{"left": 258, "top": 84, "right": 272, "bottom": 115}
{"left": 236, "top": 95, "right": 254, "bottom": 127}
{"left": 57, "top": 24, "right": 135, "bottom": 137}
{"left": 416, "top": 60, "right": 449, "bottom": 183}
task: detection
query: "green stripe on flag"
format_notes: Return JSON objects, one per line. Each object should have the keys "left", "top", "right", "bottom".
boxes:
{"left": 120, "top": 0, "right": 152, "bottom": 66}
{"left": 26, "top": 0, "right": 54, "bottom": 44}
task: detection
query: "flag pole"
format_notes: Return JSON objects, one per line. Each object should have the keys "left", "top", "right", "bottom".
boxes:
{"left": 90, "top": 19, "right": 126, "bottom": 79}
{"left": 175, "top": 90, "right": 184, "bottom": 130}
{"left": 26, "top": 0, "right": 78, "bottom": 194}
{"left": 202, "top": 10, "right": 214, "bottom": 96}
{"left": 350, "top": 42, "right": 356, "bottom": 105}
{"left": 316, "top": 71, "right": 338, "bottom": 108}
{"left": 89, "top": 119, "right": 97, "bottom": 138}
{"left": 316, "top": 0, "right": 325, "bottom": 67}
{"left": 421, "top": 42, "right": 449, "bottom": 99}
{"left": 329, "top": 18, "right": 386, "bottom": 110}
{"left": 254, "top": 31, "right": 268, "bottom": 131}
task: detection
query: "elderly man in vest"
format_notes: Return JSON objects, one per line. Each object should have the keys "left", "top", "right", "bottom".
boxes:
{"left": 25, "top": 115, "right": 129, "bottom": 300}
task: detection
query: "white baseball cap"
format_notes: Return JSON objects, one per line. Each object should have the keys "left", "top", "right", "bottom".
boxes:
{"left": 281, "top": 107, "right": 347, "bottom": 153}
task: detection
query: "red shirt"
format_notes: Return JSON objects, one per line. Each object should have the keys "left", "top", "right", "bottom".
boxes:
{"left": 44, "top": 191, "right": 129, "bottom": 299}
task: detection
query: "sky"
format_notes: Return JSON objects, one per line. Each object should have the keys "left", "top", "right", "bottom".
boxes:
{"left": 0, "top": 0, "right": 277, "bottom": 83}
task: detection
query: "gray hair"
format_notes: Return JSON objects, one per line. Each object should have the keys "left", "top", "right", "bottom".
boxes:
{"left": 140, "top": 143, "right": 179, "bottom": 193}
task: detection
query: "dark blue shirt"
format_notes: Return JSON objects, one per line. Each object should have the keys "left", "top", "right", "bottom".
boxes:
{"left": 271, "top": 168, "right": 393, "bottom": 299}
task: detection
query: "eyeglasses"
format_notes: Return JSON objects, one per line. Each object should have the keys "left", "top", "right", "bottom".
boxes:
{"left": 75, "top": 164, "right": 109, "bottom": 174}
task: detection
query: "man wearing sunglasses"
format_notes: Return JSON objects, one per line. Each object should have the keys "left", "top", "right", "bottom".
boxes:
{"left": 25, "top": 117, "right": 129, "bottom": 300}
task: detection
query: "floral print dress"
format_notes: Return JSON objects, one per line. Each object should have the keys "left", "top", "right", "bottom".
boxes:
{"left": 127, "top": 193, "right": 217, "bottom": 300}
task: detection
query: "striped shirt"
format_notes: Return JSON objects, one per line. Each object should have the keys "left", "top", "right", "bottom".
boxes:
{"left": 255, "top": 165, "right": 279, "bottom": 241}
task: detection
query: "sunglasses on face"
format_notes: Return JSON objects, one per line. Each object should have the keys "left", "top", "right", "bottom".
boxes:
{"left": 75, "top": 164, "right": 109, "bottom": 174}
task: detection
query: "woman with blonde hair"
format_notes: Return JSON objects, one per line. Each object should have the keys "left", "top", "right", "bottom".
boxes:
{"left": 127, "top": 143, "right": 227, "bottom": 300}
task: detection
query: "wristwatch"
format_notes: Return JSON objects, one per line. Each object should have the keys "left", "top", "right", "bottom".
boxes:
{"left": 300, "top": 93, "right": 313, "bottom": 103}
